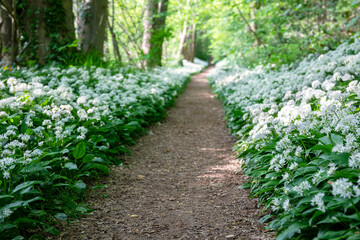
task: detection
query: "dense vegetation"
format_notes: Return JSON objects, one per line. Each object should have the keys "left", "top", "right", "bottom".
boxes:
{"left": 1, "top": 0, "right": 360, "bottom": 239}
{"left": 210, "top": 34, "right": 360, "bottom": 240}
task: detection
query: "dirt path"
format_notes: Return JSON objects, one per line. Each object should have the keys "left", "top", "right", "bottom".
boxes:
{"left": 61, "top": 68, "right": 273, "bottom": 240}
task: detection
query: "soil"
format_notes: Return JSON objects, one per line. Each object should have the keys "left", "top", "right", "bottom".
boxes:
{"left": 59, "top": 68, "right": 275, "bottom": 240}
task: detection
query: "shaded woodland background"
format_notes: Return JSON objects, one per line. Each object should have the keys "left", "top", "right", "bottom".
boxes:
{"left": 1, "top": 0, "right": 360, "bottom": 68}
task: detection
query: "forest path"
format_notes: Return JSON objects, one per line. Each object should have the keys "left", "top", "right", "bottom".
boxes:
{"left": 61, "top": 68, "right": 273, "bottom": 240}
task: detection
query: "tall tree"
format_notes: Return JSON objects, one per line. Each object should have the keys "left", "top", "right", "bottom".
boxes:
{"left": 79, "top": 0, "right": 108, "bottom": 56}
{"left": 17, "top": 0, "right": 75, "bottom": 65}
{"left": 177, "top": 0, "right": 197, "bottom": 62}
{"left": 0, "top": 0, "right": 18, "bottom": 65}
{"left": 142, "top": 0, "right": 169, "bottom": 68}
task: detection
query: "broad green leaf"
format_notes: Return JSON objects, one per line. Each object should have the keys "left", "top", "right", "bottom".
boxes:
{"left": 74, "top": 181, "right": 86, "bottom": 190}
{"left": 330, "top": 133, "right": 343, "bottom": 146}
{"left": 73, "top": 142, "right": 86, "bottom": 160}
{"left": 277, "top": 222, "right": 307, "bottom": 240}
{"left": 0, "top": 195, "right": 14, "bottom": 200}
{"left": 12, "top": 181, "right": 43, "bottom": 194}
{"left": 54, "top": 213, "right": 67, "bottom": 221}
{"left": 315, "top": 230, "right": 349, "bottom": 240}
{"left": 319, "top": 153, "right": 349, "bottom": 166}
{"left": 86, "top": 163, "right": 110, "bottom": 175}
{"left": 64, "top": 162, "right": 78, "bottom": 170}
{"left": 45, "top": 227, "right": 60, "bottom": 236}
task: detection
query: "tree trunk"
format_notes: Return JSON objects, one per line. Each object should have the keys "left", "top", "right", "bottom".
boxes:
{"left": 181, "top": 24, "right": 196, "bottom": 62}
{"left": 61, "top": 0, "right": 76, "bottom": 41}
{"left": 0, "top": 0, "right": 18, "bottom": 65}
{"left": 21, "top": 0, "right": 48, "bottom": 65}
{"left": 79, "top": 0, "right": 108, "bottom": 56}
{"left": 178, "top": 0, "right": 197, "bottom": 62}
{"left": 18, "top": 0, "right": 75, "bottom": 64}
{"left": 142, "top": 0, "right": 169, "bottom": 68}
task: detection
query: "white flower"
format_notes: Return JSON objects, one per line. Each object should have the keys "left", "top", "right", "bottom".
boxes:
{"left": 292, "top": 181, "right": 312, "bottom": 196}
{"left": 271, "top": 197, "right": 281, "bottom": 211}
{"left": 283, "top": 199, "right": 291, "bottom": 211}
{"left": 349, "top": 152, "right": 360, "bottom": 168}
{"left": 282, "top": 172, "right": 290, "bottom": 181}
{"left": 77, "top": 96, "right": 88, "bottom": 105}
{"left": 354, "top": 185, "right": 360, "bottom": 197}
{"left": 327, "top": 163, "right": 337, "bottom": 176}
{"left": 311, "top": 193, "right": 326, "bottom": 212}
{"left": 7, "top": 77, "right": 17, "bottom": 86}
{"left": 2, "top": 209, "right": 12, "bottom": 218}
{"left": 18, "top": 134, "right": 31, "bottom": 142}
{"left": 332, "top": 178, "right": 353, "bottom": 199}
{"left": 312, "top": 169, "right": 325, "bottom": 185}
{"left": 289, "top": 162, "right": 298, "bottom": 170}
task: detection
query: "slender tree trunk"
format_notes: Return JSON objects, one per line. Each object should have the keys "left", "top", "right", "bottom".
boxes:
{"left": 79, "top": 0, "right": 108, "bottom": 56}
{"left": 236, "top": 6, "right": 264, "bottom": 48}
{"left": 142, "top": 0, "right": 169, "bottom": 68}
{"left": 177, "top": 0, "right": 190, "bottom": 61}
{"left": 61, "top": 0, "right": 76, "bottom": 41}
{"left": 181, "top": 24, "right": 196, "bottom": 62}
{"left": 0, "top": 0, "right": 18, "bottom": 65}
{"left": 108, "top": 0, "right": 121, "bottom": 62}
{"left": 107, "top": 20, "right": 121, "bottom": 62}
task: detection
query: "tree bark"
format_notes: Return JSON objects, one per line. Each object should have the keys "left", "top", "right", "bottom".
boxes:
{"left": 178, "top": 0, "right": 197, "bottom": 62}
{"left": 180, "top": 24, "right": 196, "bottom": 62}
{"left": 0, "top": 0, "right": 18, "bottom": 65}
{"left": 142, "top": 0, "right": 169, "bottom": 68}
{"left": 61, "top": 0, "right": 76, "bottom": 41}
{"left": 17, "top": 0, "right": 76, "bottom": 65}
{"left": 79, "top": 0, "right": 108, "bottom": 56}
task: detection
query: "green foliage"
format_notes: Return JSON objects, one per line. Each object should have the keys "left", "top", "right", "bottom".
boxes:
{"left": 0, "top": 63, "right": 199, "bottom": 238}
{"left": 209, "top": 37, "right": 360, "bottom": 239}
{"left": 201, "top": 0, "right": 360, "bottom": 67}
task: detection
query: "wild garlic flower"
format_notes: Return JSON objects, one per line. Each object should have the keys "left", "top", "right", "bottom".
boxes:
{"left": 271, "top": 197, "right": 281, "bottom": 211}
{"left": 327, "top": 163, "right": 337, "bottom": 176}
{"left": 292, "top": 181, "right": 312, "bottom": 196}
{"left": 311, "top": 193, "right": 326, "bottom": 212}
{"left": 282, "top": 199, "right": 291, "bottom": 211}
{"left": 332, "top": 178, "right": 353, "bottom": 199}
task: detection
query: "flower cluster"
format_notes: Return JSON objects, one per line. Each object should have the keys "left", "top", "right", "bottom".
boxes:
{"left": 0, "top": 63, "right": 203, "bottom": 239}
{"left": 209, "top": 36, "right": 360, "bottom": 239}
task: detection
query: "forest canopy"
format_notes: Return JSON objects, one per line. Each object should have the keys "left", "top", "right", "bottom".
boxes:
{"left": 0, "top": 0, "right": 359, "bottom": 69}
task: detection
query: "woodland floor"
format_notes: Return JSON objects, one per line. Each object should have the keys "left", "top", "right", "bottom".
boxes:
{"left": 58, "top": 68, "right": 274, "bottom": 240}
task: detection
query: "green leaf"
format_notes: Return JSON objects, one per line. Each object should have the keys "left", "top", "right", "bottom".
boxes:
{"left": 92, "top": 185, "right": 107, "bottom": 190}
{"left": 64, "top": 162, "right": 78, "bottom": 170}
{"left": 0, "top": 223, "right": 17, "bottom": 233}
{"left": 330, "top": 133, "right": 343, "bottom": 145}
{"left": 86, "top": 163, "right": 110, "bottom": 175}
{"left": 277, "top": 222, "right": 307, "bottom": 240}
{"left": 20, "top": 164, "right": 47, "bottom": 173}
{"left": 45, "top": 227, "right": 60, "bottom": 236}
{"left": 12, "top": 181, "right": 43, "bottom": 194}
{"left": 74, "top": 181, "right": 86, "bottom": 190}
{"left": 0, "top": 195, "right": 14, "bottom": 200}
{"left": 73, "top": 142, "right": 86, "bottom": 160}
{"left": 319, "top": 136, "right": 331, "bottom": 145}
{"left": 20, "top": 115, "right": 31, "bottom": 134}
{"left": 315, "top": 230, "right": 348, "bottom": 240}
{"left": 13, "top": 218, "right": 39, "bottom": 224}
{"left": 319, "top": 153, "right": 349, "bottom": 166}
{"left": 54, "top": 213, "right": 67, "bottom": 221}
{"left": 259, "top": 214, "right": 273, "bottom": 223}
{"left": 12, "top": 236, "right": 25, "bottom": 240}
{"left": 75, "top": 206, "right": 88, "bottom": 213}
